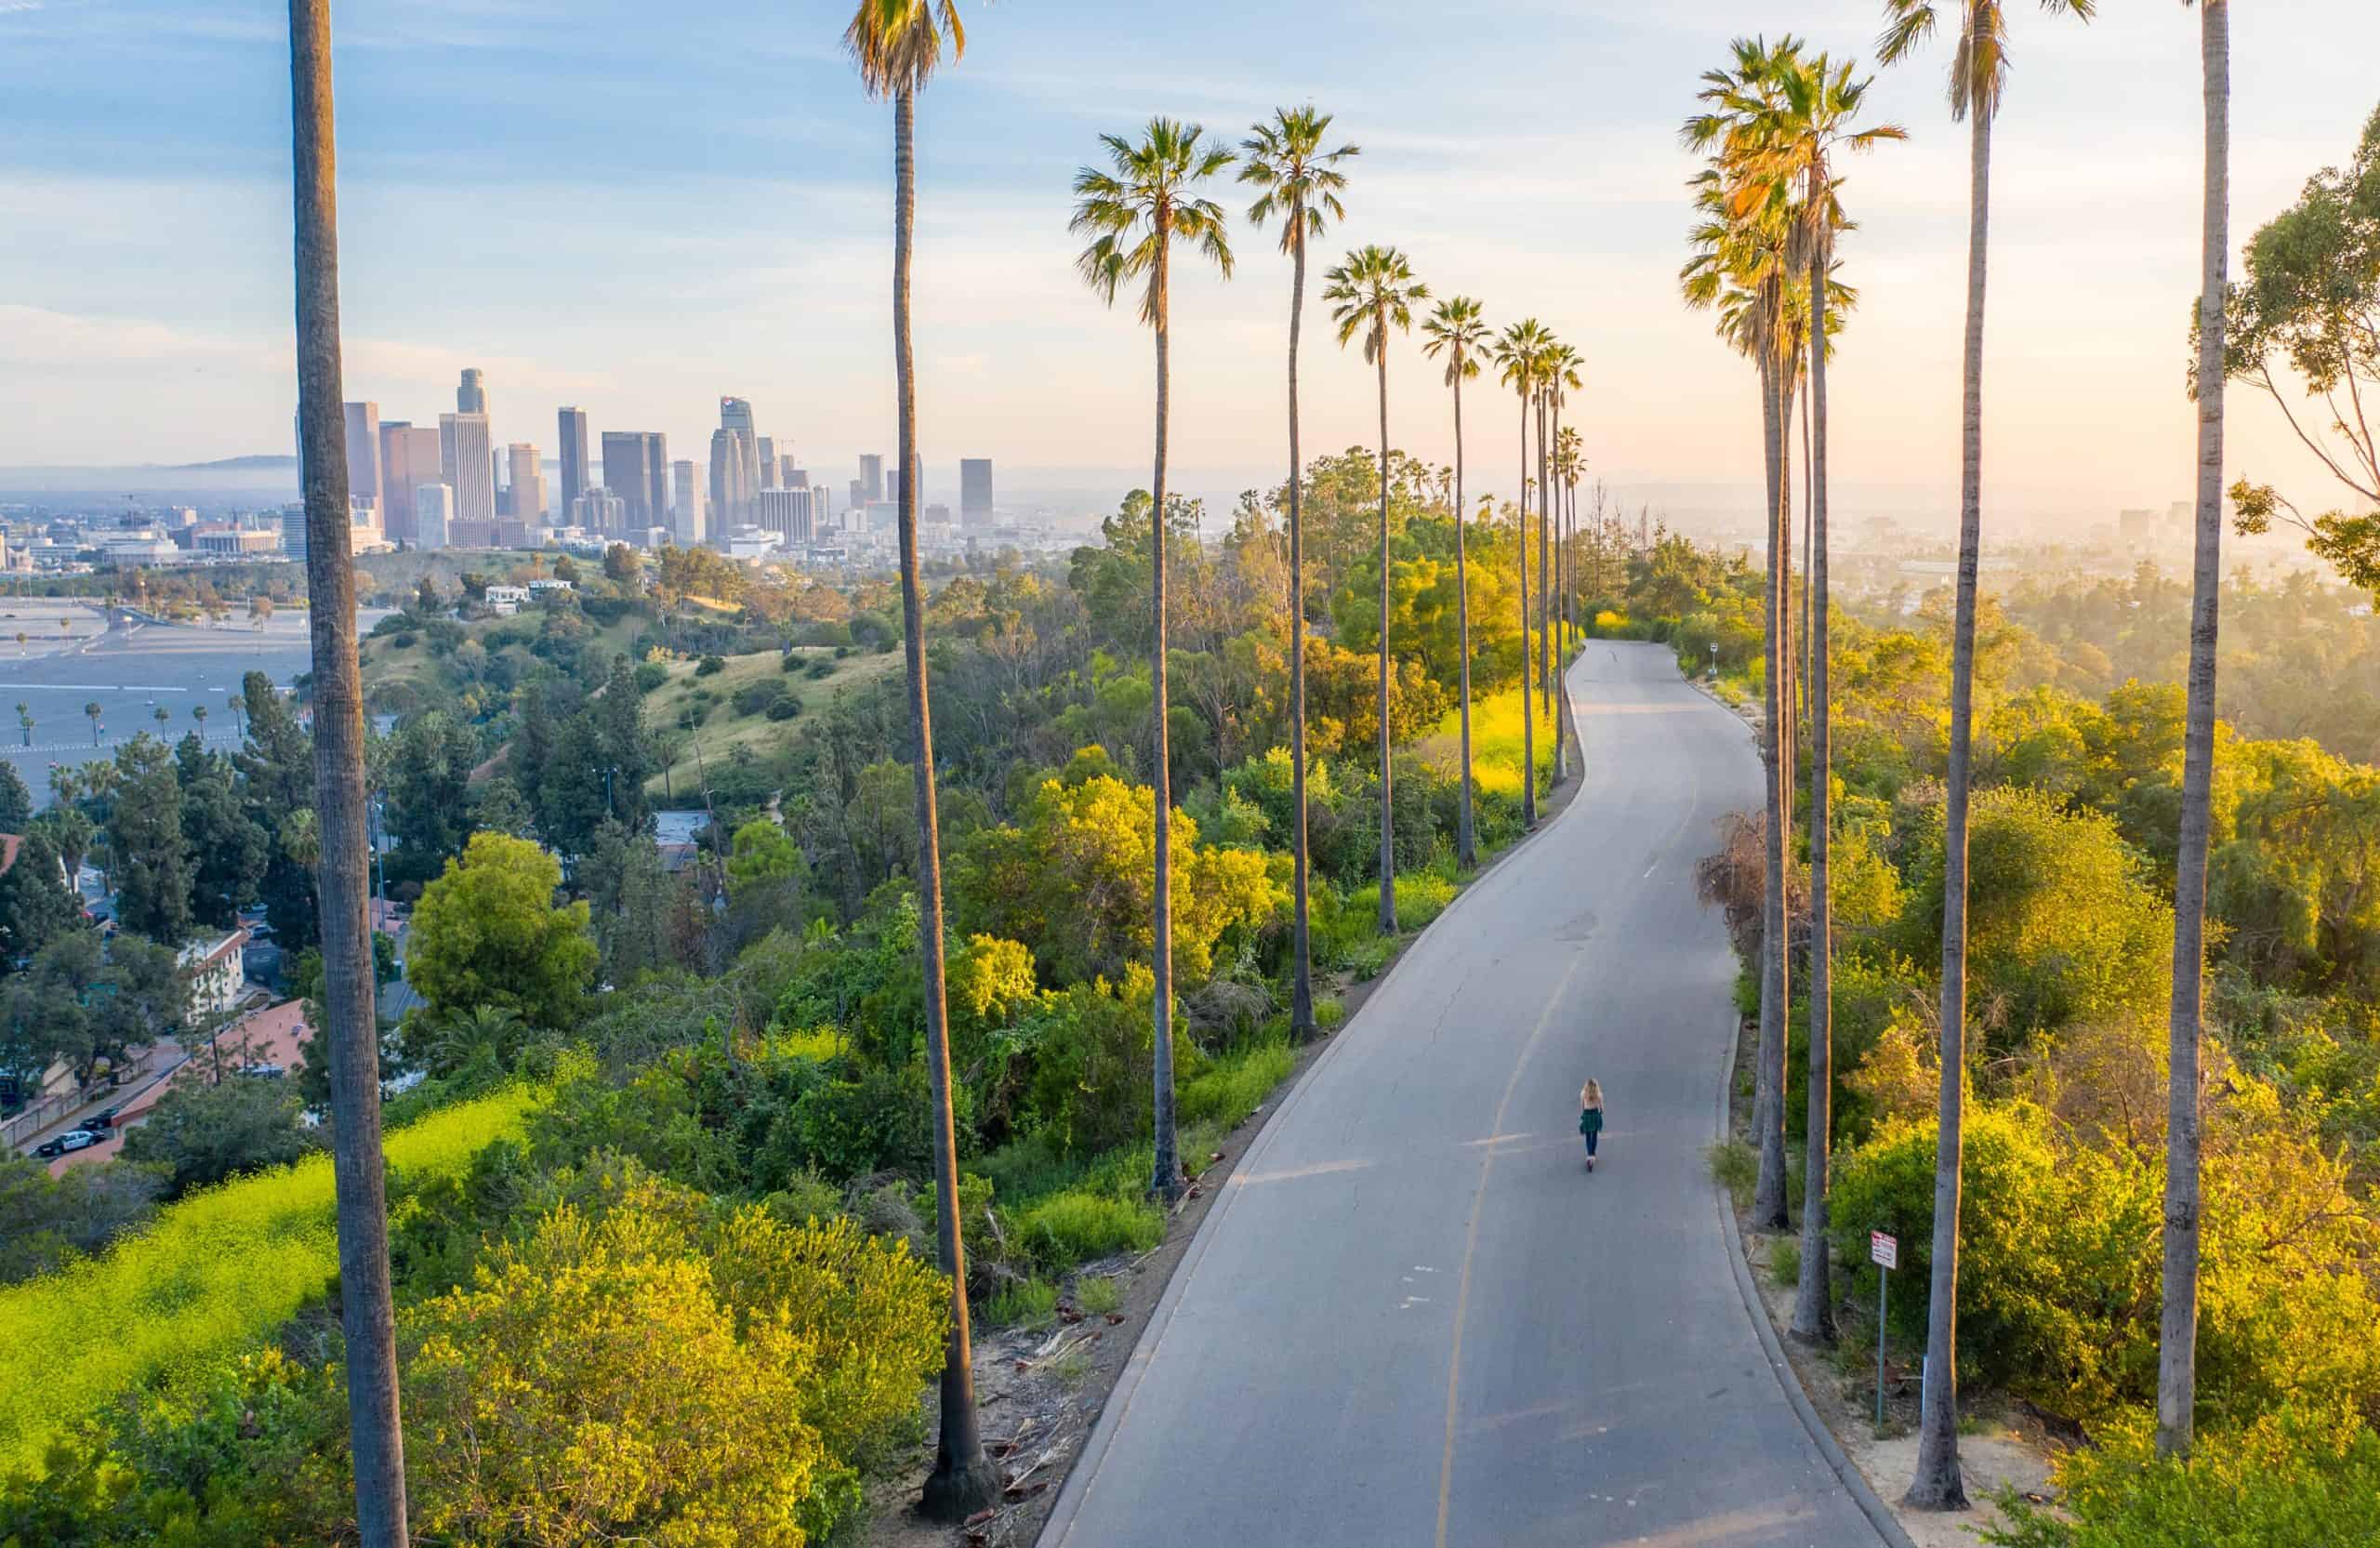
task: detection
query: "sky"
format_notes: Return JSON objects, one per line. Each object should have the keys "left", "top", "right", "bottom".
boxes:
{"left": 2, "top": 0, "right": 2376, "bottom": 531}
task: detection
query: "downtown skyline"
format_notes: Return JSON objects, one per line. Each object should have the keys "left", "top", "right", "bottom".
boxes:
{"left": 3, "top": 1, "right": 2377, "bottom": 531}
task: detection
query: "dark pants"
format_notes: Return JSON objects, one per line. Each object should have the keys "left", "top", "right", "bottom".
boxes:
{"left": 1582, "top": 1129, "right": 1599, "bottom": 1158}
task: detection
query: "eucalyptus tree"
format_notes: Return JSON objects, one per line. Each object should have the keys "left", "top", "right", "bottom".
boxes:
{"left": 1422, "top": 296, "right": 1490, "bottom": 868}
{"left": 1734, "top": 44, "right": 1905, "bottom": 1348}
{"left": 1683, "top": 40, "right": 1803, "bottom": 1234}
{"left": 844, "top": 0, "right": 998, "bottom": 1516}
{"left": 286, "top": 0, "right": 407, "bottom": 1538}
{"left": 1240, "top": 105, "right": 1356, "bottom": 1041}
{"left": 1493, "top": 320, "right": 1553, "bottom": 829}
{"left": 1878, "top": 0, "right": 2096, "bottom": 1510}
{"left": 2161, "top": 0, "right": 2229, "bottom": 1462}
{"left": 1326, "top": 245, "right": 1430, "bottom": 934}
{"left": 1072, "top": 116, "right": 1236, "bottom": 1203}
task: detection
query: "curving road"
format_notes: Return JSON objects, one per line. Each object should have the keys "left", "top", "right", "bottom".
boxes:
{"left": 1038, "top": 642, "right": 1884, "bottom": 1548}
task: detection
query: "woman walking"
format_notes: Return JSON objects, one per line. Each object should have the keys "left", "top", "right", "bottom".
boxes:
{"left": 1579, "top": 1078, "right": 1606, "bottom": 1172}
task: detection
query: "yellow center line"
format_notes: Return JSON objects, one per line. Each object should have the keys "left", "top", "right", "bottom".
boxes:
{"left": 1434, "top": 955, "right": 1584, "bottom": 1548}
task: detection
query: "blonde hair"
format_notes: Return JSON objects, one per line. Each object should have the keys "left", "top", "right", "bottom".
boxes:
{"left": 1581, "top": 1078, "right": 1603, "bottom": 1107}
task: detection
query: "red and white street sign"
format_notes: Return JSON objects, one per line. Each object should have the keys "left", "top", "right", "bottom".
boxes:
{"left": 1871, "top": 1231, "right": 1898, "bottom": 1270}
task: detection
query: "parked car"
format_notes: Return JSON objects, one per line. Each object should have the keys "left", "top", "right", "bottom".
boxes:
{"left": 237, "top": 1063, "right": 285, "bottom": 1079}
{"left": 81, "top": 1106, "right": 119, "bottom": 1131}
{"left": 33, "top": 1129, "right": 99, "bottom": 1159}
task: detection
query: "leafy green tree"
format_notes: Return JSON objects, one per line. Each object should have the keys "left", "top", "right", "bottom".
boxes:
{"left": 1325, "top": 245, "right": 1429, "bottom": 933}
{"left": 174, "top": 735, "right": 268, "bottom": 931}
{"left": 580, "top": 819, "right": 681, "bottom": 988}
{"left": 121, "top": 1074, "right": 320, "bottom": 1198}
{"left": 2222, "top": 104, "right": 2380, "bottom": 599}
{"left": 234, "top": 670, "right": 319, "bottom": 953}
{"left": 106, "top": 734, "right": 192, "bottom": 945}
{"left": 1071, "top": 114, "right": 1236, "bottom": 1205}
{"left": 600, "top": 541, "right": 643, "bottom": 588}
{"left": 383, "top": 710, "right": 479, "bottom": 885}
{"left": 0, "top": 831, "right": 84, "bottom": 968}
{"left": 1240, "top": 104, "right": 1357, "bottom": 1041}
{"left": 0, "top": 763, "right": 30, "bottom": 833}
{"left": 0, "top": 1154, "right": 163, "bottom": 1285}
{"left": 409, "top": 831, "right": 596, "bottom": 1030}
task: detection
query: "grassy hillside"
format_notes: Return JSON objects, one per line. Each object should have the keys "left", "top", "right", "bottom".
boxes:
{"left": 645, "top": 644, "right": 900, "bottom": 799}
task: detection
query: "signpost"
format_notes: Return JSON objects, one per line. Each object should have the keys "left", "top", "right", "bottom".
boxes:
{"left": 1871, "top": 1231, "right": 1898, "bottom": 1425}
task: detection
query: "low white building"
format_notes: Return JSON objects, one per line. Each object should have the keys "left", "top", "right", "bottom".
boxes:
{"left": 178, "top": 929, "right": 250, "bottom": 1018}
{"left": 483, "top": 584, "right": 531, "bottom": 615}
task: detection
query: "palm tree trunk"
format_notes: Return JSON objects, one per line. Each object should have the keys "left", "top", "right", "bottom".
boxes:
{"left": 892, "top": 85, "right": 998, "bottom": 1521}
{"left": 1549, "top": 398, "right": 1568, "bottom": 783}
{"left": 1375, "top": 333, "right": 1397, "bottom": 935}
{"left": 1793, "top": 222, "right": 1836, "bottom": 1346}
{"left": 2158, "top": 0, "right": 2228, "bottom": 1462}
{"left": 1538, "top": 396, "right": 1554, "bottom": 761}
{"left": 287, "top": 5, "right": 407, "bottom": 1540}
{"left": 1517, "top": 396, "right": 1535, "bottom": 830}
{"left": 1453, "top": 370, "right": 1476, "bottom": 869}
{"left": 1906, "top": 79, "right": 1995, "bottom": 1518}
{"left": 1752, "top": 349, "right": 1792, "bottom": 1232}
{"left": 1287, "top": 221, "right": 1316, "bottom": 1040}
{"left": 1799, "top": 389, "right": 1813, "bottom": 742}
{"left": 1149, "top": 224, "right": 1182, "bottom": 1205}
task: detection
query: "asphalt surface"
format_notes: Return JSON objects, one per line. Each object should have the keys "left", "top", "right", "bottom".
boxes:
{"left": 1039, "top": 641, "right": 1884, "bottom": 1548}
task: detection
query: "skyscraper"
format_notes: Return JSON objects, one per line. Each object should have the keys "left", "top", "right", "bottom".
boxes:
{"left": 672, "top": 459, "right": 704, "bottom": 546}
{"left": 756, "top": 487, "right": 822, "bottom": 547}
{"left": 887, "top": 452, "right": 923, "bottom": 507}
{"left": 758, "top": 436, "right": 779, "bottom": 490}
{"left": 849, "top": 477, "right": 865, "bottom": 512}
{"left": 557, "top": 407, "right": 588, "bottom": 511}
{"left": 415, "top": 483, "right": 454, "bottom": 549}
{"left": 960, "top": 458, "right": 993, "bottom": 526}
{"left": 439, "top": 412, "right": 496, "bottom": 542}
{"left": 600, "top": 431, "right": 668, "bottom": 531}
{"left": 859, "top": 453, "right": 884, "bottom": 504}
{"left": 711, "top": 399, "right": 760, "bottom": 534}
{"left": 508, "top": 443, "right": 544, "bottom": 523}
{"left": 457, "top": 367, "right": 487, "bottom": 415}
{"left": 379, "top": 420, "right": 440, "bottom": 546}
{"left": 342, "top": 402, "right": 382, "bottom": 522}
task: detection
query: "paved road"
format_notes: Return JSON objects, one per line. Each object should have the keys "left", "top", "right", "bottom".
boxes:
{"left": 1040, "top": 642, "right": 1882, "bottom": 1548}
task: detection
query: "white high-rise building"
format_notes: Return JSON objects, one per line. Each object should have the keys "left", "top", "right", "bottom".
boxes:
{"left": 415, "top": 483, "right": 454, "bottom": 549}
{"left": 439, "top": 412, "right": 496, "bottom": 538}
{"left": 672, "top": 459, "right": 705, "bottom": 546}
{"left": 756, "top": 486, "right": 820, "bottom": 547}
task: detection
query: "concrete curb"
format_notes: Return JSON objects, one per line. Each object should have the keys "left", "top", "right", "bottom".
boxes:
{"left": 1708, "top": 1020, "right": 1919, "bottom": 1548}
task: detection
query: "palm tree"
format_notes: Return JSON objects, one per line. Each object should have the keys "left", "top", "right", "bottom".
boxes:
{"left": 1542, "top": 342, "right": 1583, "bottom": 774}
{"left": 1685, "top": 36, "right": 1807, "bottom": 1236}
{"left": 84, "top": 701, "right": 101, "bottom": 748}
{"left": 193, "top": 704, "right": 209, "bottom": 739}
{"left": 843, "top": 0, "right": 998, "bottom": 1518}
{"left": 14, "top": 703, "right": 27, "bottom": 749}
{"left": 152, "top": 705, "right": 169, "bottom": 733}
{"left": 1422, "top": 297, "right": 1490, "bottom": 869}
{"left": 1731, "top": 46, "right": 1906, "bottom": 1348}
{"left": 287, "top": 3, "right": 407, "bottom": 1539}
{"left": 2160, "top": 0, "right": 2228, "bottom": 1462}
{"left": 1878, "top": 0, "right": 2095, "bottom": 1510}
{"left": 1240, "top": 106, "right": 1356, "bottom": 1041}
{"left": 1325, "top": 245, "right": 1429, "bottom": 935}
{"left": 1072, "top": 116, "right": 1236, "bottom": 1205}
{"left": 1555, "top": 425, "right": 1584, "bottom": 651}
{"left": 1493, "top": 320, "right": 1551, "bottom": 829}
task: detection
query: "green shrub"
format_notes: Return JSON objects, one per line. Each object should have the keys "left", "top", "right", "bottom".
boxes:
{"left": 1987, "top": 1412, "right": 2380, "bottom": 1548}
{"left": 1707, "top": 1138, "right": 1757, "bottom": 1207}
{"left": 1315, "top": 997, "right": 1346, "bottom": 1031}
{"left": 765, "top": 696, "right": 801, "bottom": 721}
{"left": 1012, "top": 1189, "right": 1162, "bottom": 1271}
{"left": 807, "top": 658, "right": 837, "bottom": 680}
{"left": 695, "top": 654, "right": 726, "bottom": 676}
{"left": 1074, "top": 1274, "right": 1122, "bottom": 1316}
{"left": 633, "top": 660, "right": 668, "bottom": 694}
{"left": 1344, "top": 936, "right": 1395, "bottom": 981}
{"left": 1179, "top": 1040, "right": 1294, "bottom": 1130}
{"left": 984, "top": 1277, "right": 1059, "bottom": 1330}
{"left": 1768, "top": 1237, "right": 1801, "bottom": 1288}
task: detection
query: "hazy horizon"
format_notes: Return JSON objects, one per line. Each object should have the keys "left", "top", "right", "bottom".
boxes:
{"left": 5, "top": 1, "right": 2376, "bottom": 532}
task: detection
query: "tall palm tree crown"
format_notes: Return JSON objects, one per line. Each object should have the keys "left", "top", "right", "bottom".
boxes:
{"left": 1492, "top": 319, "right": 1552, "bottom": 829}
{"left": 1071, "top": 116, "right": 1236, "bottom": 1206}
{"left": 1325, "top": 245, "right": 1428, "bottom": 934}
{"left": 843, "top": 0, "right": 969, "bottom": 97}
{"left": 1422, "top": 295, "right": 1490, "bottom": 869}
{"left": 1239, "top": 105, "right": 1356, "bottom": 1042}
